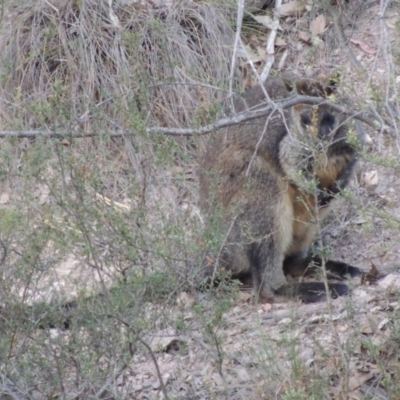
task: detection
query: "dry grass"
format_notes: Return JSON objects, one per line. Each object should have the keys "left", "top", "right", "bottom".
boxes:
{"left": 0, "top": 0, "right": 236, "bottom": 131}
{"left": 1, "top": 1, "right": 400, "bottom": 399}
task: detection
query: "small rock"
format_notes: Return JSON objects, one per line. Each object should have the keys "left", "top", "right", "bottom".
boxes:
{"left": 362, "top": 170, "right": 378, "bottom": 188}
{"left": 378, "top": 273, "right": 400, "bottom": 291}
{"left": 236, "top": 366, "right": 250, "bottom": 382}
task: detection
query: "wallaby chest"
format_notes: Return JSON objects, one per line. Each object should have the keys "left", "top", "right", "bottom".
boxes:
{"left": 283, "top": 153, "right": 347, "bottom": 256}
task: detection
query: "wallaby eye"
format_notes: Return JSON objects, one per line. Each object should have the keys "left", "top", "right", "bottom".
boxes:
{"left": 319, "top": 113, "right": 336, "bottom": 138}
{"left": 321, "top": 114, "right": 335, "bottom": 129}
{"left": 300, "top": 115, "right": 311, "bottom": 127}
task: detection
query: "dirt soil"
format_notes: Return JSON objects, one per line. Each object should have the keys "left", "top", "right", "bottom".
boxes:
{"left": 5, "top": 1, "right": 400, "bottom": 399}
{"left": 114, "top": 3, "right": 400, "bottom": 398}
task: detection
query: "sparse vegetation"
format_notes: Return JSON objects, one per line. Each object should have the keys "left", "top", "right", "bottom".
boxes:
{"left": 0, "top": 0, "right": 400, "bottom": 399}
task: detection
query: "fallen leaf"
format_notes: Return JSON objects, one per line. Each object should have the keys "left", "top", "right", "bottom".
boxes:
{"left": 236, "top": 291, "right": 252, "bottom": 304}
{"left": 238, "top": 45, "right": 258, "bottom": 62}
{"left": 261, "top": 303, "right": 273, "bottom": 311}
{"left": 244, "top": 46, "right": 267, "bottom": 63}
{"left": 350, "top": 39, "right": 376, "bottom": 54}
{"left": 352, "top": 216, "right": 367, "bottom": 225}
{"left": 348, "top": 369, "right": 377, "bottom": 391}
{"left": 360, "top": 313, "right": 379, "bottom": 334}
{"left": 278, "top": 1, "right": 306, "bottom": 17}
{"left": 170, "top": 166, "right": 183, "bottom": 174}
{"left": 275, "top": 37, "right": 287, "bottom": 46}
{"left": 364, "top": 133, "right": 373, "bottom": 145}
{"left": 363, "top": 170, "right": 378, "bottom": 187}
{"left": 298, "top": 30, "right": 310, "bottom": 43}
{"left": 0, "top": 193, "right": 9, "bottom": 204}
{"left": 235, "top": 366, "right": 250, "bottom": 382}
{"left": 212, "top": 372, "right": 224, "bottom": 386}
{"left": 310, "top": 14, "right": 326, "bottom": 36}
{"left": 96, "top": 193, "right": 130, "bottom": 211}
{"left": 378, "top": 318, "right": 389, "bottom": 330}
{"left": 253, "top": 15, "right": 280, "bottom": 30}
{"left": 378, "top": 273, "right": 400, "bottom": 290}
{"left": 177, "top": 292, "right": 196, "bottom": 308}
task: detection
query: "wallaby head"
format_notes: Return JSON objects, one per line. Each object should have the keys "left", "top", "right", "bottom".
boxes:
{"left": 199, "top": 73, "right": 363, "bottom": 303}
{"left": 278, "top": 74, "right": 357, "bottom": 185}
{"left": 284, "top": 73, "right": 341, "bottom": 138}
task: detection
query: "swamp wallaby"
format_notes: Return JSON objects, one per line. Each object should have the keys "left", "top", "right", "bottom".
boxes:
{"left": 199, "top": 75, "right": 364, "bottom": 303}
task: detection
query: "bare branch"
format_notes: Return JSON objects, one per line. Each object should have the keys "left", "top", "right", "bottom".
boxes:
{"left": 228, "top": 0, "right": 245, "bottom": 99}
{"left": 0, "top": 95, "right": 380, "bottom": 139}
{"left": 260, "top": 0, "right": 282, "bottom": 82}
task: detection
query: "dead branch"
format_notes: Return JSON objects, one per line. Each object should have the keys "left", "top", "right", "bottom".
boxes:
{"left": 260, "top": 0, "right": 282, "bottom": 82}
{"left": 0, "top": 95, "right": 380, "bottom": 139}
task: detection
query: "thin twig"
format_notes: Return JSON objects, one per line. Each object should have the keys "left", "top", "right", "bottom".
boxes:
{"left": 137, "top": 338, "right": 171, "bottom": 400}
{"left": 228, "top": 0, "right": 245, "bottom": 99}
{"left": 260, "top": 0, "right": 282, "bottom": 82}
{"left": 323, "top": 0, "right": 365, "bottom": 72}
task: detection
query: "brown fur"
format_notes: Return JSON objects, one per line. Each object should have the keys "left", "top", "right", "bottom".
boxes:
{"left": 199, "top": 75, "right": 363, "bottom": 302}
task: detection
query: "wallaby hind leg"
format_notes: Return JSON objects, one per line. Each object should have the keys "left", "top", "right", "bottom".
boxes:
{"left": 283, "top": 253, "right": 362, "bottom": 280}
{"left": 248, "top": 239, "right": 287, "bottom": 303}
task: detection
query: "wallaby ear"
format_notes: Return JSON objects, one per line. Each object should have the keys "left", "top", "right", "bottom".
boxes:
{"left": 324, "top": 71, "right": 340, "bottom": 96}
{"left": 284, "top": 71, "right": 340, "bottom": 97}
{"left": 295, "top": 79, "right": 326, "bottom": 97}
